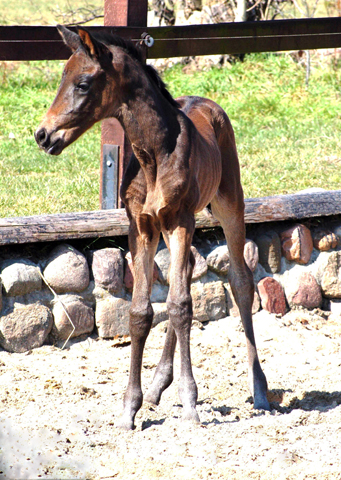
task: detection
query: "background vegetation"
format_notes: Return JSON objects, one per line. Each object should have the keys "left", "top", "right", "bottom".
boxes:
{"left": 0, "top": 1, "right": 340, "bottom": 217}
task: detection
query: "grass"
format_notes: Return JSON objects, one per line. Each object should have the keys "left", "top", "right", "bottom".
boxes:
{"left": 0, "top": 52, "right": 341, "bottom": 217}
{"left": 0, "top": 0, "right": 103, "bottom": 25}
{"left": 0, "top": 61, "right": 101, "bottom": 216}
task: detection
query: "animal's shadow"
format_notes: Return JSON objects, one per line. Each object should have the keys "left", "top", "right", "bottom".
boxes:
{"left": 139, "top": 388, "right": 341, "bottom": 430}
{"left": 141, "top": 418, "right": 166, "bottom": 430}
{"left": 267, "top": 388, "right": 341, "bottom": 413}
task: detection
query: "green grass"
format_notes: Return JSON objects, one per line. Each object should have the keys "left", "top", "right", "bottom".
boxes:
{"left": 0, "top": 61, "right": 101, "bottom": 216}
{"left": 0, "top": 0, "right": 103, "bottom": 25}
{"left": 0, "top": 52, "right": 341, "bottom": 217}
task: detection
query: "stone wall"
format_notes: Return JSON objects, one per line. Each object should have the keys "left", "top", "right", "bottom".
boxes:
{"left": 1, "top": 217, "right": 341, "bottom": 353}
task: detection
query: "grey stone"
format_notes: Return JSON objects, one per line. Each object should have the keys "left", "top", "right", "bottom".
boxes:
{"left": 0, "top": 303, "right": 53, "bottom": 353}
{"left": 154, "top": 248, "right": 171, "bottom": 285}
{"left": 284, "top": 271, "right": 322, "bottom": 309}
{"left": 43, "top": 244, "right": 90, "bottom": 294}
{"left": 206, "top": 245, "right": 230, "bottom": 275}
{"left": 1, "top": 259, "right": 42, "bottom": 297}
{"left": 332, "top": 225, "right": 341, "bottom": 247}
{"left": 224, "top": 282, "right": 260, "bottom": 317}
{"left": 255, "top": 231, "right": 282, "bottom": 274}
{"left": 90, "top": 248, "right": 124, "bottom": 294}
{"left": 1, "top": 290, "right": 53, "bottom": 315}
{"left": 321, "top": 251, "right": 341, "bottom": 299}
{"left": 95, "top": 297, "right": 131, "bottom": 338}
{"left": 152, "top": 302, "right": 168, "bottom": 326}
{"left": 244, "top": 239, "right": 259, "bottom": 272}
{"left": 191, "top": 246, "right": 208, "bottom": 280}
{"left": 154, "top": 246, "right": 207, "bottom": 284}
{"left": 191, "top": 280, "right": 226, "bottom": 322}
{"left": 51, "top": 296, "right": 95, "bottom": 341}
{"left": 324, "top": 298, "right": 341, "bottom": 316}
{"left": 150, "top": 282, "right": 169, "bottom": 303}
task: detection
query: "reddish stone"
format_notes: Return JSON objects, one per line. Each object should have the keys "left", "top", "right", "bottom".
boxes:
{"left": 280, "top": 224, "right": 313, "bottom": 265}
{"left": 124, "top": 252, "right": 159, "bottom": 291}
{"left": 257, "top": 277, "right": 286, "bottom": 315}
{"left": 285, "top": 272, "right": 322, "bottom": 309}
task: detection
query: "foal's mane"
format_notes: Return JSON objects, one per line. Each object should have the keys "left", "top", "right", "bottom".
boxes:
{"left": 92, "top": 31, "right": 180, "bottom": 109}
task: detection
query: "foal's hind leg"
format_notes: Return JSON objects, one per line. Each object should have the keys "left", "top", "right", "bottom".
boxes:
{"left": 117, "top": 214, "right": 160, "bottom": 430}
{"left": 144, "top": 323, "right": 177, "bottom": 405}
{"left": 211, "top": 194, "right": 270, "bottom": 410}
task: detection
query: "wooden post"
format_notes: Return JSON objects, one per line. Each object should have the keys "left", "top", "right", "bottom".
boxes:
{"left": 100, "top": 0, "right": 148, "bottom": 208}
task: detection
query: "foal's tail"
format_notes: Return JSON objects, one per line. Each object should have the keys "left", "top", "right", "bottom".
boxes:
{"left": 210, "top": 102, "right": 244, "bottom": 205}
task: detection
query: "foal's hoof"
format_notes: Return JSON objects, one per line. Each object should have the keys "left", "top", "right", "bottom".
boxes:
{"left": 253, "top": 396, "right": 271, "bottom": 412}
{"left": 182, "top": 408, "right": 200, "bottom": 425}
{"left": 116, "top": 415, "right": 135, "bottom": 431}
{"left": 144, "top": 389, "right": 161, "bottom": 406}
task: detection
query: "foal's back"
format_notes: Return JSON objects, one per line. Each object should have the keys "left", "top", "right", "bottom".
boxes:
{"left": 177, "top": 95, "right": 242, "bottom": 213}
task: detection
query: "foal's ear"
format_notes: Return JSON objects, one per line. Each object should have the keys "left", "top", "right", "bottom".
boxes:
{"left": 78, "top": 28, "right": 113, "bottom": 65}
{"left": 57, "top": 25, "right": 81, "bottom": 52}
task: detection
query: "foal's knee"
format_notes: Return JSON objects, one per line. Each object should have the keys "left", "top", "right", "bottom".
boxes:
{"left": 129, "top": 301, "right": 153, "bottom": 338}
{"left": 167, "top": 294, "right": 193, "bottom": 331}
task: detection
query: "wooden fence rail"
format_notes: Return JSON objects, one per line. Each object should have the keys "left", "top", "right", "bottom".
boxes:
{"left": 1, "top": 191, "right": 340, "bottom": 245}
{"left": 1, "top": 17, "right": 341, "bottom": 61}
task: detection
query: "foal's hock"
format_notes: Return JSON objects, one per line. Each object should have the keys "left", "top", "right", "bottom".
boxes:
{"left": 35, "top": 26, "right": 270, "bottom": 430}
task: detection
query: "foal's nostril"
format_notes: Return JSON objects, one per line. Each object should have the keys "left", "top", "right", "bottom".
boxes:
{"left": 35, "top": 127, "right": 48, "bottom": 146}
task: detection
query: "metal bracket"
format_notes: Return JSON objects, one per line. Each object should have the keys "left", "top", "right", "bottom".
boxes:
{"left": 101, "top": 144, "right": 119, "bottom": 209}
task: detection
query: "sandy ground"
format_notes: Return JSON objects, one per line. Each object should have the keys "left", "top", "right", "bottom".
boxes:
{"left": 1, "top": 310, "right": 341, "bottom": 480}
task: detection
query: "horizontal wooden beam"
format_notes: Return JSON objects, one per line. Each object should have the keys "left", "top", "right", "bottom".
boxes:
{"left": 0, "top": 191, "right": 340, "bottom": 246}
{"left": 1, "top": 17, "right": 341, "bottom": 61}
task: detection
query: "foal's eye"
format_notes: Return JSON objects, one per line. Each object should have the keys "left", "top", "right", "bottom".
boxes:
{"left": 77, "top": 82, "right": 90, "bottom": 92}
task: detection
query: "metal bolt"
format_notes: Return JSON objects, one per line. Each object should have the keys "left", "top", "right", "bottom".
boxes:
{"left": 144, "top": 35, "right": 154, "bottom": 47}
{"left": 141, "top": 32, "right": 154, "bottom": 48}
{"left": 107, "top": 160, "right": 112, "bottom": 167}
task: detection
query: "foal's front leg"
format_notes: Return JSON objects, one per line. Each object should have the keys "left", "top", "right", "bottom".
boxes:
{"left": 145, "top": 234, "right": 196, "bottom": 406}
{"left": 117, "top": 216, "right": 159, "bottom": 430}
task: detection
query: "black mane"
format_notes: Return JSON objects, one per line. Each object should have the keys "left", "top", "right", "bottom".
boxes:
{"left": 91, "top": 31, "right": 180, "bottom": 109}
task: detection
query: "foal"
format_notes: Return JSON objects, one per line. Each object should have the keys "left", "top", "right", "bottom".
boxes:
{"left": 35, "top": 26, "right": 270, "bottom": 430}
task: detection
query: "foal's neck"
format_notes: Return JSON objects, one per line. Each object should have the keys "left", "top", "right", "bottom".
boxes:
{"left": 114, "top": 57, "right": 180, "bottom": 160}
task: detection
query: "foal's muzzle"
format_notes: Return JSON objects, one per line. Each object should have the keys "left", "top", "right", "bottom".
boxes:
{"left": 34, "top": 127, "right": 64, "bottom": 155}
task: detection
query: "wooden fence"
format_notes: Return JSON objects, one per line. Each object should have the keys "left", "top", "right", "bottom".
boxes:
{"left": 1, "top": 191, "right": 341, "bottom": 245}
{"left": 1, "top": 17, "right": 341, "bottom": 61}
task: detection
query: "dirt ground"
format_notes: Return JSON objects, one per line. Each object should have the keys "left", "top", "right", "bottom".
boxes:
{"left": 1, "top": 310, "right": 341, "bottom": 480}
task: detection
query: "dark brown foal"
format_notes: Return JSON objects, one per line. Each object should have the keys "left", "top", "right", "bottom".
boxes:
{"left": 35, "top": 26, "right": 270, "bottom": 430}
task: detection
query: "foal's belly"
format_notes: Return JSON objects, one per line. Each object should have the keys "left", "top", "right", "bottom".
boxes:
{"left": 189, "top": 122, "right": 222, "bottom": 213}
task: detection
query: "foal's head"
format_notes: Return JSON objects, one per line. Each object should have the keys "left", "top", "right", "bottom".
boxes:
{"left": 35, "top": 26, "right": 122, "bottom": 155}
